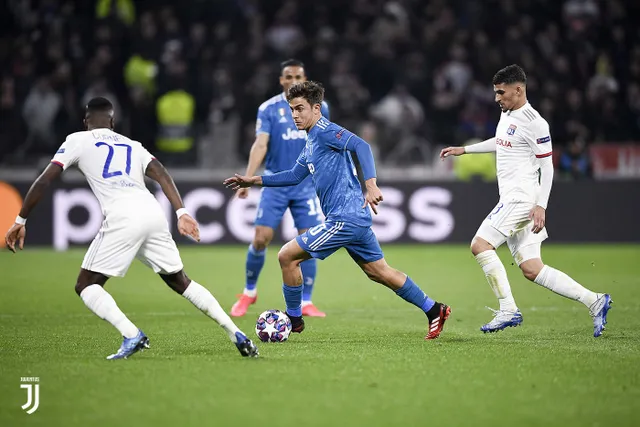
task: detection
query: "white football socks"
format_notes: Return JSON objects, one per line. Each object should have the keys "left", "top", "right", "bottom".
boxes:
{"left": 475, "top": 250, "right": 518, "bottom": 312}
{"left": 242, "top": 288, "right": 257, "bottom": 298}
{"left": 534, "top": 265, "right": 599, "bottom": 308}
{"left": 183, "top": 280, "right": 241, "bottom": 343}
{"left": 80, "top": 284, "right": 139, "bottom": 339}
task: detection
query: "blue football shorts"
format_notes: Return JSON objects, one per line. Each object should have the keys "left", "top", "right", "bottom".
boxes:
{"left": 254, "top": 187, "right": 322, "bottom": 231}
{"left": 296, "top": 220, "right": 384, "bottom": 264}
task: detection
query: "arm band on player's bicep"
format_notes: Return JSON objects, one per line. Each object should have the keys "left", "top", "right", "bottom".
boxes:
{"left": 464, "top": 137, "right": 496, "bottom": 153}
{"left": 537, "top": 157, "right": 554, "bottom": 210}
{"left": 261, "top": 162, "right": 310, "bottom": 187}
{"left": 346, "top": 136, "right": 377, "bottom": 180}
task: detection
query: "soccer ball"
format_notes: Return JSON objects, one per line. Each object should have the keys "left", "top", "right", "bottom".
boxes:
{"left": 255, "top": 309, "right": 292, "bottom": 342}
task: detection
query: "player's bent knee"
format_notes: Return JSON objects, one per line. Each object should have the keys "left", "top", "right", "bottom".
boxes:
{"left": 74, "top": 281, "right": 89, "bottom": 295}
{"left": 277, "top": 246, "right": 295, "bottom": 269}
{"left": 253, "top": 227, "right": 274, "bottom": 250}
{"left": 519, "top": 260, "right": 543, "bottom": 282}
{"left": 470, "top": 237, "right": 492, "bottom": 256}
{"left": 75, "top": 269, "right": 108, "bottom": 295}
{"left": 252, "top": 238, "right": 269, "bottom": 251}
{"left": 160, "top": 270, "right": 191, "bottom": 294}
{"left": 521, "top": 267, "right": 538, "bottom": 282}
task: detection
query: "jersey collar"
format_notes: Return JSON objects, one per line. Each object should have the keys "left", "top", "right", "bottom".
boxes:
{"left": 307, "top": 119, "right": 321, "bottom": 139}
{"left": 507, "top": 101, "right": 530, "bottom": 115}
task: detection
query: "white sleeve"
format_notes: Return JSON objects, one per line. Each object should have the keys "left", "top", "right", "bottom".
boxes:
{"left": 525, "top": 119, "right": 554, "bottom": 208}
{"left": 51, "top": 135, "right": 83, "bottom": 170}
{"left": 137, "top": 143, "right": 156, "bottom": 174}
{"left": 464, "top": 137, "right": 496, "bottom": 153}
{"left": 525, "top": 119, "right": 553, "bottom": 160}
{"left": 537, "top": 157, "right": 554, "bottom": 209}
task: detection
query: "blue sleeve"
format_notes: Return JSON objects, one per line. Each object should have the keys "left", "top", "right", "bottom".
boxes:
{"left": 256, "top": 106, "right": 272, "bottom": 136}
{"left": 321, "top": 101, "right": 330, "bottom": 120}
{"left": 345, "top": 135, "right": 377, "bottom": 181}
{"left": 261, "top": 156, "right": 310, "bottom": 187}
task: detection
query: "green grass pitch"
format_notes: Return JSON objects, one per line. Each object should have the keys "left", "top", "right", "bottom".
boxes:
{"left": 1, "top": 244, "right": 639, "bottom": 426}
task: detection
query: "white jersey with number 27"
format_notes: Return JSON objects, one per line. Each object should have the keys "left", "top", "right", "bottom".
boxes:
{"left": 51, "top": 128, "right": 158, "bottom": 217}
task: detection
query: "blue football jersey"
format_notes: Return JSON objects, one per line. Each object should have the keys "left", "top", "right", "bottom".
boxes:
{"left": 256, "top": 93, "right": 330, "bottom": 176}
{"left": 296, "top": 117, "right": 371, "bottom": 227}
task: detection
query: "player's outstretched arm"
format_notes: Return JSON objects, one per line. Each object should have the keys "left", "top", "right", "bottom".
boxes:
{"left": 145, "top": 159, "right": 200, "bottom": 242}
{"left": 440, "top": 137, "right": 497, "bottom": 159}
{"left": 237, "top": 133, "right": 269, "bottom": 199}
{"left": 439, "top": 146, "right": 465, "bottom": 159}
{"left": 225, "top": 161, "right": 310, "bottom": 190}
{"left": 4, "top": 163, "right": 63, "bottom": 252}
{"left": 223, "top": 174, "right": 263, "bottom": 190}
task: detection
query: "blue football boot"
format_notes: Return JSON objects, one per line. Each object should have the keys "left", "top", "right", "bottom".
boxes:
{"left": 591, "top": 294, "right": 613, "bottom": 338}
{"left": 234, "top": 332, "right": 259, "bottom": 357}
{"left": 106, "top": 330, "right": 150, "bottom": 360}
{"left": 481, "top": 308, "right": 523, "bottom": 333}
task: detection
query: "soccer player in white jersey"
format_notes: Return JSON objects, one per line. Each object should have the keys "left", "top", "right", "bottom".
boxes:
{"left": 4, "top": 97, "right": 259, "bottom": 358}
{"left": 440, "top": 65, "right": 612, "bottom": 337}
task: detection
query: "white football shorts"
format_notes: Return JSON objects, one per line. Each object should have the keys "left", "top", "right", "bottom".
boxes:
{"left": 474, "top": 200, "right": 548, "bottom": 265}
{"left": 81, "top": 206, "right": 183, "bottom": 277}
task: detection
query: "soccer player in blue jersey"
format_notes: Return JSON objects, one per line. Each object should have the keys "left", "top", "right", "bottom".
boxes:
{"left": 231, "top": 60, "right": 330, "bottom": 318}
{"left": 225, "top": 81, "right": 451, "bottom": 340}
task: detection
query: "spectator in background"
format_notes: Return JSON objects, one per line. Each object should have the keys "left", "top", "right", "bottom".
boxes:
{"left": 559, "top": 138, "right": 592, "bottom": 179}
{"left": 1, "top": 0, "right": 640, "bottom": 168}
{"left": 0, "top": 77, "right": 26, "bottom": 162}
{"left": 96, "top": 0, "right": 135, "bottom": 26}
{"left": 155, "top": 73, "right": 196, "bottom": 166}
{"left": 370, "top": 83, "right": 424, "bottom": 159}
{"left": 21, "top": 76, "right": 63, "bottom": 157}
{"left": 82, "top": 78, "right": 121, "bottom": 124}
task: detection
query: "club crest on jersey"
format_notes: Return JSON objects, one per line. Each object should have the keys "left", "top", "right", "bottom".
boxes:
{"left": 56, "top": 148, "right": 65, "bottom": 154}
{"left": 506, "top": 124, "right": 517, "bottom": 135}
{"left": 278, "top": 107, "right": 288, "bottom": 123}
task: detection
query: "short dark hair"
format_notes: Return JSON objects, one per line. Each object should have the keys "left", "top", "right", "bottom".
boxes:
{"left": 280, "top": 59, "right": 304, "bottom": 72}
{"left": 286, "top": 81, "right": 324, "bottom": 106}
{"left": 492, "top": 64, "right": 527, "bottom": 85}
{"left": 85, "top": 97, "right": 114, "bottom": 116}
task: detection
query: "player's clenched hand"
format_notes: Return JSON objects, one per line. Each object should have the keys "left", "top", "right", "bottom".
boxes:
{"left": 5, "top": 223, "right": 26, "bottom": 253}
{"left": 223, "top": 174, "right": 258, "bottom": 191}
{"left": 363, "top": 180, "right": 383, "bottom": 215}
{"left": 178, "top": 214, "right": 200, "bottom": 242}
{"left": 529, "top": 206, "right": 546, "bottom": 234}
{"left": 440, "top": 146, "right": 465, "bottom": 159}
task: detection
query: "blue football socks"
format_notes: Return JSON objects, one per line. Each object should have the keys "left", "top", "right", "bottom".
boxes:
{"left": 245, "top": 244, "right": 266, "bottom": 291}
{"left": 300, "top": 259, "right": 317, "bottom": 302}
{"left": 395, "top": 276, "right": 436, "bottom": 313}
{"left": 282, "top": 284, "right": 303, "bottom": 317}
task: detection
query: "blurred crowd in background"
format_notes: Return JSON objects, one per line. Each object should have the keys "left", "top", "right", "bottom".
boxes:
{"left": 1, "top": 0, "right": 639, "bottom": 178}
